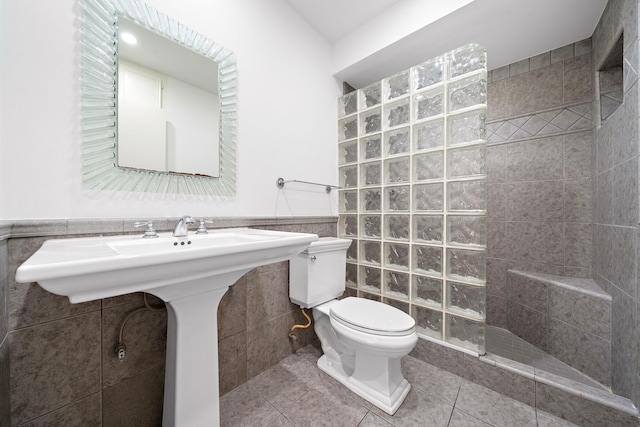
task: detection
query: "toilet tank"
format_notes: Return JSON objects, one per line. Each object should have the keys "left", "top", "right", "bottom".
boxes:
{"left": 289, "top": 237, "right": 352, "bottom": 308}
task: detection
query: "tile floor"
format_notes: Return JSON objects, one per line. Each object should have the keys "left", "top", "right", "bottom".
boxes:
{"left": 219, "top": 345, "right": 579, "bottom": 426}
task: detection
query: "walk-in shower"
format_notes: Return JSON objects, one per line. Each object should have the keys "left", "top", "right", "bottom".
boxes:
{"left": 338, "top": 30, "right": 640, "bottom": 425}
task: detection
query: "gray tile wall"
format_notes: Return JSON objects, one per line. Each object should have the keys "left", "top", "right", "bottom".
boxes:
{"left": 3, "top": 217, "right": 335, "bottom": 425}
{"left": 486, "top": 40, "right": 595, "bottom": 329}
{"left": 506, "top": 270, "right": 612, "bottom": 386}
{"left": 1, "top": 236, "right": 10, "bottom": 427}
{"left": 592, "top": 0, "right": 640, "bottom": 409}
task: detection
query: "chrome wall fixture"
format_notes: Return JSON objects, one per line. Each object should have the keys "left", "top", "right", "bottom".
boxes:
{"left": 276, "top": 177, "right": 340, "bottom": 194}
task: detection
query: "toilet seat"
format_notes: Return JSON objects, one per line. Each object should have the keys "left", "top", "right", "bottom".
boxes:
{"left": 330, "top": 297, "right": 415, "bottom": 337}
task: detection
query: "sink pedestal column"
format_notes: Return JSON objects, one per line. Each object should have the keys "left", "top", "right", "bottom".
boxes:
{"left": 150, "top": 271, "right": 248, "bottom": 427}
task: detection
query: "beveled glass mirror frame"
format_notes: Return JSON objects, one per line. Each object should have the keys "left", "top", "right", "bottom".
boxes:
{"left": 80, "top": 0, "right": 237, "bottom": 196}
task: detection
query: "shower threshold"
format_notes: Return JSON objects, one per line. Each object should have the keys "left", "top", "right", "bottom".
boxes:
{"left": 485, "top": 325, "right": 606, "bottom": 391}
{"left": 483, "top": 325, "right": 638, "bottom": 420}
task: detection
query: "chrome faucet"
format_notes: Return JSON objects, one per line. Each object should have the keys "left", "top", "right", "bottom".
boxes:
{"left": 173, "top": 216, "right": 195, "bottom": 237}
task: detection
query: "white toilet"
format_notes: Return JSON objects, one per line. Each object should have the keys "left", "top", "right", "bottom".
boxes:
{"left": 290, "top": 237, "right": 418, "bottom": 415}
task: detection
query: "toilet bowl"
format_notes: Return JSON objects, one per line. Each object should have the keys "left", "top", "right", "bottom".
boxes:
{"left": 290, "top": 237, "right": 418, "bottom": 414}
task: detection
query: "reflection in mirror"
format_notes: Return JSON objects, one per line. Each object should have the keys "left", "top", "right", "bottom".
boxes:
{"left": 80, "top": 0, "right": 237, "bottom": 196}
{"left": 118, "top": 18, "right": 220, "bottom": 176}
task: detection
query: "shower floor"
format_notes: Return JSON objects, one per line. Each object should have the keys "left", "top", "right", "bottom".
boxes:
{"left": 485, "top": 325, "right": 606, "bottom": 391}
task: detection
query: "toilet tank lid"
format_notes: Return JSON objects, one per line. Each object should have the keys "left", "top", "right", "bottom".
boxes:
{"left": 330, "top": 297, "right": 415, "bottom": 335}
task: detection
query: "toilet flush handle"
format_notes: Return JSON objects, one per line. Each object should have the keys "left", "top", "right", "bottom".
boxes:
{"left": 309, "top": 255, "right": 317, "bottom": 262}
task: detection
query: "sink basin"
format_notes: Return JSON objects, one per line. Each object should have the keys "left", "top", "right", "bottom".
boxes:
{"left": 109, "top": 230, "right": 276, "bottom": 255}
{"left": 16, "top": 227, "right": 318, "bottom": 427}
{"left": 16, "top": 227, "right": 317, "bottom": 303}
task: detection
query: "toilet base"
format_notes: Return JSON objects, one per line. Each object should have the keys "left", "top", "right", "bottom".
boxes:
{"left": 317, "top": 354, "right": 411, "bottom": 415}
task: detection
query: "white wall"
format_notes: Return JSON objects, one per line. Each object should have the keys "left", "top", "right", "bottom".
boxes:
{"left": 0, "top": 1, "right": 3, "bottom": 220}
{"left": 0, "top": 0, "right": 341, "bottom": 220}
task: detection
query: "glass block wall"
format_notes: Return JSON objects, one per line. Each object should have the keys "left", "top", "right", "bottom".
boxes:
{"left": 337, "top": 44, "right": 488, "bottom": 354}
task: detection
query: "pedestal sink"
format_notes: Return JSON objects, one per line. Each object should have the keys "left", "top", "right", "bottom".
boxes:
{"left": 15, "top": 227, "right": 318, "bottom": 427}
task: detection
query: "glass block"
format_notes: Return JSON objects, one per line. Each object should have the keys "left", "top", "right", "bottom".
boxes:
{"left": 384, "top": 298, "right": 410, "bottom": 315}
{"left": 384, "top": 99, "right": 410, "bottom": 128}
{"left": 360, "top": 240, "right": 381, "bottom": 265}
{"left": 361, "top": 135, "right": 382, "bottom": 160}
{"left": 360, "top": 108, "right": 381, "bottom": 135}
{"left": 384, "top": 270, "right": 410, "bottom": 300}
{"left": 448, "top": 109, "right": 486, "bottom": 145}
{"left": 385, "top": 157, "right": 410, "bottom": 184}
{"left": 360, "top": 291, "right": 382, "bottom": 301}
{"left": 360, "top": 82, "right": 382, "bottom": 108}
{"left": 448, "top": 76, "right": 487, "bottom": 112}
{"left": 449, "top": 43, "right": 487, "bottom": 79}
{"left": 414, "top": 183, "right": 443, "bottom": 211}
{"left": 359, "top": 266, "right": 381, "bottom": 293}
{"left": 448, "top": 145, "right": 486, "bottom": 178}
{"left": 385, "top": 185, "right": 410, "bottom": 211}
{"left": 338, "top": 116, "right": 358, "bottom": 141}
{"left": 413, "top": 215, "right": 443, "bottom": 243}
{"left": 447, "top": 215, "right": 486, "bottom": 247}
{"left": 447, "top": 248, "right": 486, "bottom": 283}
{"left": 414, "top": 89, "right": 443, "bottom": 121}
{"left": 334, "top": 45, "right": 488, "bottom": 354}
{"left": 361, "top": 187, "right": 381, "bottom": 211}
{"left": 384, "top": 127, "right": 410, "bottom": 155}
{"left": 414, "top": 55, "right": 444, "bottom": 90}
{"left": 412, "top": 305, "right": 442, "bottom": 339}
{"left": 447, "top": 281, "right": 485, "bottom": 318}
{"left": 346, "top": 239, "right": 358, "bottom": 262}
{"left": 339, "top": 140, "right": 358, "bottom": 165}
{"left": 339, "top": 165, "right": 358, "bottom": 188}
{"left": 384, "top": 70, "right": 410, "bottom": 100}
{"left": 447, "top": 180, "right": 486, "bottom": 211}
{"left": 413, "top": 245, "right": 442, "bottom": 276}
{"left": 346, "top": 262, "right": 358, "bottom": 288}
{"left": 346, "top": 287, "right": 357, "bottom": 298}
{"left": 412, "top": 275, "right": 442, "bottom": 308}
{"left": 385, "top": 243, "right": 410, "bottom": 270}
{"left": 362, "top": 162, "right": 382, "bottom": 186}
{"left": 413, "top": 119, "right": 444, "bottom": 150}
{"left": 339, "top": 91, "right": 358, "bottom": 117}
{"left": 339, "top": 214, "right": 358, "bottom": 237}
{"left": 413, "top": 151, "right": 444, "bottom": 181}
{"left": 339, "top": 190, "right": 358, "bottom": 212}
{"left": 446, "top": 314, "right": 485, "bottom": 353}
{"left": 384, "top": 214, "right": 410, "bottom": 241}
{"left": 361, "top": 215, "right": 381, "bottom": 239}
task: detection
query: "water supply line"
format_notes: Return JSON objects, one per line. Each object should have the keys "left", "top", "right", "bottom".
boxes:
{"left": 288, "top": 308, "right": 312, "bottom": 340}
{"left": 114, "top": 293, "right": 166, "bottom": 361}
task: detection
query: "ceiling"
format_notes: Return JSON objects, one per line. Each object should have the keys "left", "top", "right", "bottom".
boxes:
{"left": 286, "top": 0, "right": 609, "bottom": 88}
{"left": 286, "top": 0, "right": 405, "bottom": 43}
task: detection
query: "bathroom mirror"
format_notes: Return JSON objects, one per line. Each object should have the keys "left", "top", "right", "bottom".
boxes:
{"left": 81, "top": 0, "right": 237, "bottom": 196}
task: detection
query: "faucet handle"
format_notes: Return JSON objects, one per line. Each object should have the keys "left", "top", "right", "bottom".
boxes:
{"left": 196, "top": 219, "right": 214, "bottom": 234}
{"left": 134, "top": 220, "right": 159, "bottom": 239}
